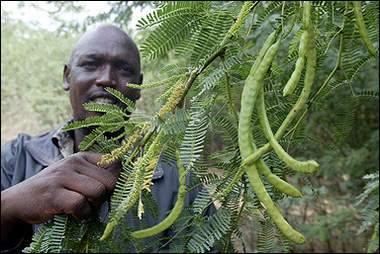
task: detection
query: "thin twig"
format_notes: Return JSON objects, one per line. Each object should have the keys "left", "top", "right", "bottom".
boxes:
{"left": 221, "top": 55, "right": 239, "bottom": 124}
{"left": 310, "top": 33, "right": 344, "bottom": 104}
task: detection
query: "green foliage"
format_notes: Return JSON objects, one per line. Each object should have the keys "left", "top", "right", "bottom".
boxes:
{"left": 23, "top": 215, "right": 68, "bottom": 253}
{"left": 187, "top": 208, "right": 232, "bottom": 253}
{"left": 256, "top": 213, "right": 291, "bottom": 253}
{"left": 140, "top": 2, "right": 212, "bottom": 60}
{"left": 355, "top": 172, "right": 379, "bottom": 253}
{"left": 179, "top": 103, "right": 210, "bottom": 170}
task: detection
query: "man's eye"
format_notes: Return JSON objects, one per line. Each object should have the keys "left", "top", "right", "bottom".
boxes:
{"left": 82, "top": 62, "right": 97, "bottom": 69}
{"left": 120, "top": 65, "right": 131, "bottom": 72}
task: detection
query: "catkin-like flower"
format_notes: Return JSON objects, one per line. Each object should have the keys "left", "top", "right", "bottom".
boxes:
{"left": 228, "top": 2, "right": 253, "bottom": 37}
{"left": 142, "top": 157, "right": 159, "bottom": 192}
{"left": 157, "top": 81, "right": 186, "bottom": 119}
{"left": 221, "top": 1, "right": 253, "bottom": 45}
{"left": 98, "top": 125, "right": 148, "bottom": 167}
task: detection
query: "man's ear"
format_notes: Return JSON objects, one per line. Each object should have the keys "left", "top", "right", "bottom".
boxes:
{"left": 63, "top": 64, "right": 70, "bottom": 91}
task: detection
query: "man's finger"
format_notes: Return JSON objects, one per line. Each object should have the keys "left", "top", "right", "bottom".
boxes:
{"left": 74, "top": 164, "right": 119, "bottom": 192}
{"left": 104, "top": 161, "right": 122, "bottom": 177}
{"left": 79, "top": 152, "right": 103, "bottom": 164}
{"left": 58, "top": 190, "right": 92, "bottom": 220}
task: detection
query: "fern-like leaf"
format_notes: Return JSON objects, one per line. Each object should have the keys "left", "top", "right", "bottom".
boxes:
{"left": 187, "top": 208, "right": 231, "bottom": 253}
{"left": 62, "top": 113, "right": 130, "bottom": 131}
{"left": 180, "top": 107, "right": 209, "bottom": 170}
{"left": 104, "top": 87, "right": 136, "bottom": 112}
{"left": 137, "top": 2, "right": 210, "bottom": 29}
{"left": 83, "top": 102, "right": 128, "bottom": 115}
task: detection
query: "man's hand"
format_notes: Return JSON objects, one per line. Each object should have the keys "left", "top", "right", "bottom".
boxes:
{"left": 2, "top": 152, "right": 120, "bottom": 226}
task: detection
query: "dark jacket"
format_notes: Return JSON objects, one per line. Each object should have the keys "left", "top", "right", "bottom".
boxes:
{"left": 1, "top": 128, "right": 209, "bottom": 252}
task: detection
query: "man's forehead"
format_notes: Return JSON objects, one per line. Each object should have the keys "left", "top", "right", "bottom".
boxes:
{"left": 75, "top": 34, "right": 132, "bottom": 55}
{"left": 77, "top": 25, "right": 132, "bottom": 45}
{"left": 69, "top": 26, "right": 140, "bottom": 65}
{"left": 74, "top": 41, "right": 131, "bottom": 57}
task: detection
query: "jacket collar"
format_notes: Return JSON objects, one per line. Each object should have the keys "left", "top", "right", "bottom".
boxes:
{"left": 24, "top": 127, "right": 63, "bottom": 167}
{"left": 24, "top": 122, "right": 164, "bottom": 180}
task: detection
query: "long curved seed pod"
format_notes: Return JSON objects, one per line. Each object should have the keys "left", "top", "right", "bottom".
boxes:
{"left": 251, "top": 31, "right": 277, "bottom": 76}
{"left": 131, "top": 150, "right": 187, "bottom": 238}
{"left": 257, "top": 91, "right": 319, "bottom": 173}
{"left": 246, "top": 30, "right": 302, "bottom": 196}
{"left": 238, "top": 36, "right": 305, "bottom": 243}
{"left": 353, "top": 1, "right": 376, "bottom": 56}
{"left": 244, "top": 164, "right": 305, "bottom": 243}
{"left": 256, "top": 159, "right": 303, "bottom": 197}
{"left": 239, "top": 40, "right": 281, "bottom": 154}
{"left": 284, "top": 1, "right": 311, "bottom": 96}
{"left": 217, "top": 31, "right": 289, "bottom": 202}
{"left": 243, "top": 31, "right": 276, "bottom": 145}
{"left": 283, "top": 30, "right": 309, "bottom": 96}
{"left": 243, "top": 2, "right": 317, "bottom": 168}
{"left": 219, "top": 33, "right": 304, "bottom": 200}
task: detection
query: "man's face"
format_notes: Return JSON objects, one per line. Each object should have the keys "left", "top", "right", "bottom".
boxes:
{"left": 64, "top": 28, "right": 142, "bottom": 121}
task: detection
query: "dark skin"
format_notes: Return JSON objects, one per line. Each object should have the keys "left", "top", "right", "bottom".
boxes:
{"left": 1, "top": 25, "right": 143, "bottom": 249}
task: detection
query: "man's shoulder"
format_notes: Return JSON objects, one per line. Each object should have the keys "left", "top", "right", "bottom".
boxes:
{"left": 2, "top": 129, "right": 56, "bottom": 155}
{"left": 1, "top": 128, "right": 65, "bottom": 189}
{"left": 1, "top": 128, "right": 63, "bottom": 169}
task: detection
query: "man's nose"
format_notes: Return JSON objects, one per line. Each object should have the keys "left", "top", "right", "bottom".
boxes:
{"left": 95, "top": 65, "right": 117, "bottom": 87}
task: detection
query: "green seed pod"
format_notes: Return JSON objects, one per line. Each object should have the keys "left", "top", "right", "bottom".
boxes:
{"left": 243, "top": 19, "right": 318, "bottom": 169}
{"left": 302, "top": 1, "right": 311, "bottom": 31}
{"left": 239, "top": 34, "right": 305, "bottom": 243}
{"left": 283, "top": 31, "right": 309, "bottom": 96}
{"left": 257, "top": 91, "right": 319, "bottom": 173}
{"left": 256, "top": 159, "right": 303, "bottom": 197}
{"left": 131, "top": 150, "right": 186, "bottom": 238}
{"left": 353, "top": 1, "right": 376, "bottom": 56}
{"left": 239, "top": 39, "right": 281, "bottom": 158}
{"left": 251, "top": 31, "right": 277, "bottom": 76}
{"left": 244, "top": 165, "right": 305, "bottom": 244}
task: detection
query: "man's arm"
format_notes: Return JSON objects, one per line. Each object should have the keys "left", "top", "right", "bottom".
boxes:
{"left": 1, "top": 136, "right": 32, "bottom": 252}
{"left": 1, "top": 189, "right": 33, "bottom": 252}
{"left": 1, "top": 151, "right": 121, "bottom": 252}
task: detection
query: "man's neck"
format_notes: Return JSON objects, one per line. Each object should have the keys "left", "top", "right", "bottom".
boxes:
{"left": 73, "top": 129, "right": 88, "bottom": 153}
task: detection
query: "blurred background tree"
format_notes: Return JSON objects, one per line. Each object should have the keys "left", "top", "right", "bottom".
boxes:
{"left": 1, "top": 1, "right": 378, "bottom": 253}
{"left": 1, "top": 7, "right": 76, "bottom": 143}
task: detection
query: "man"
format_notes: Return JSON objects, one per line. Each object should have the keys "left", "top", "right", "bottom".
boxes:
{"left": 1, "top": 24, "right": 202, "bottom": 253}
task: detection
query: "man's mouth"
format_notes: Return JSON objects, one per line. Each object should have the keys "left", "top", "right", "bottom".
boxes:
{"left": 86, "top": 92, "right": 130, "bottom": 114}
{"left": 88, "top": 93, "right": 117, "bottom": 105}
{"left": 91, "top": 97, "right": 115, "bottom": 104}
